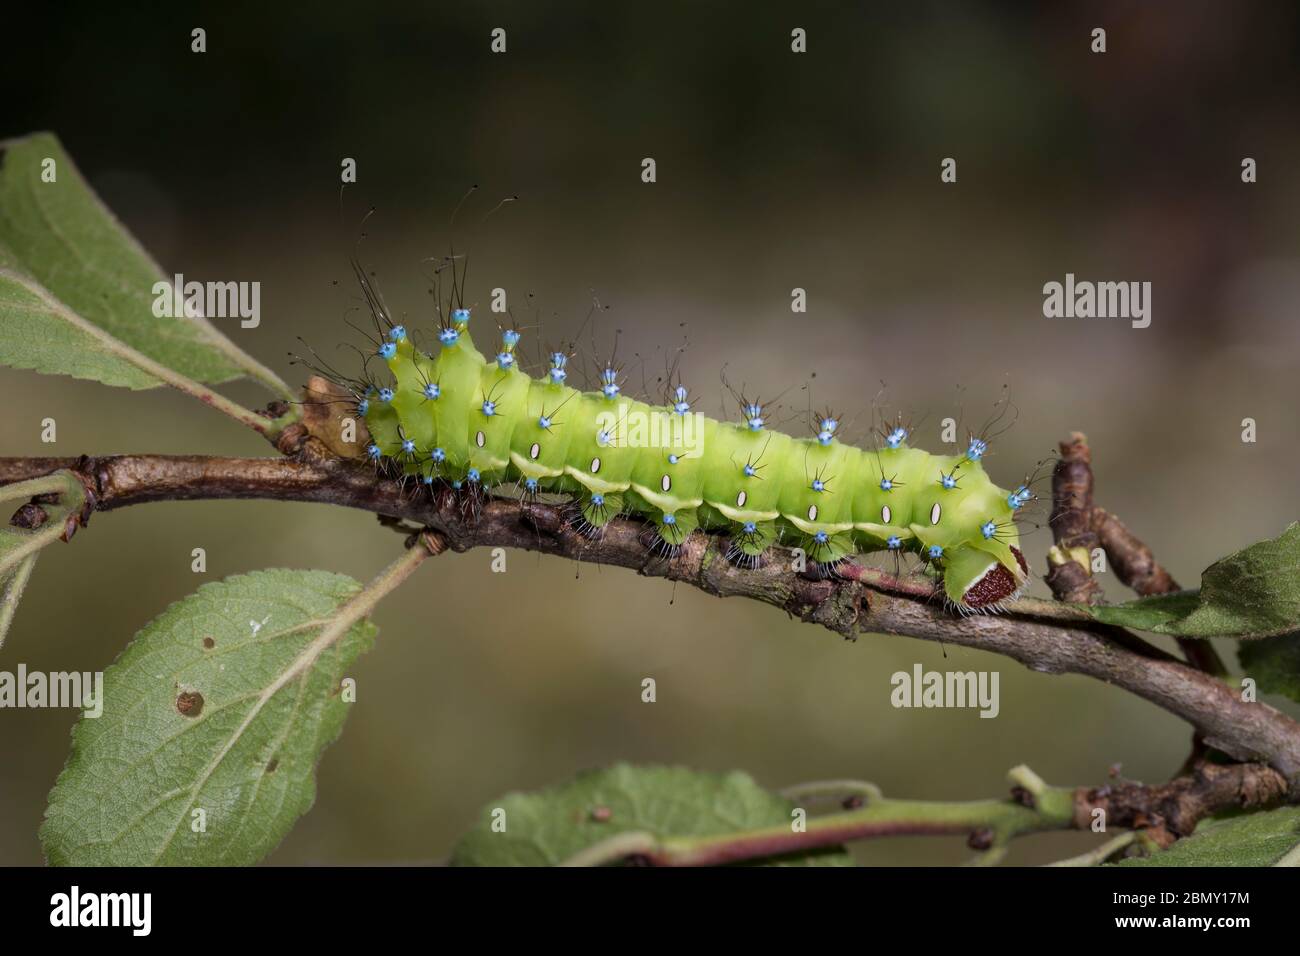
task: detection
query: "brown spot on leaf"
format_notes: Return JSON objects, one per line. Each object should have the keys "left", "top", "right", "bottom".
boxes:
{"left": 265, "top": 758, "right": 279, "bottom": 773}
{"left": 202, "top": 637, "right": 216, "bottom": 649}
{"left": 176, "top": 691, "right": 204, "bottom": 717}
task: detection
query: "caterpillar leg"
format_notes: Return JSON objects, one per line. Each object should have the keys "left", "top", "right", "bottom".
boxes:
{"left": 804, "top": 529, "right": 855, "bottom": 577}
{"left": 641, "top": 508, "right": 699, "bottom": 558}
{"left": 570, "top": 491, "right": 622, "bottom": 538}
{"left": 725, "top": 519, "right": 775, "bottom": 569}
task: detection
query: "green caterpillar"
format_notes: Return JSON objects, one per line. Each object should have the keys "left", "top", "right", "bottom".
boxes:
{"left": 352, "top": 302, "right": 1032, "bottom": 611}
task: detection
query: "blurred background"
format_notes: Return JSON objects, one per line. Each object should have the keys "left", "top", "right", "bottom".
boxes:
{"left": 2, "top": 1, "right": 1298, "bottom": 865}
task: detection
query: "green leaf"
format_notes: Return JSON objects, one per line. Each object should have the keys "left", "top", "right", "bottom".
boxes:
{"left": 0, "top": 262, "right": 163, "bottom": 389}
{"left": 1113, "top": 807, "right": 1300, "bottom": 866}
{"left": 450, "top": 763, "right": 854, "bottom": 866}
{"left": 1079, "top": 591, "right": 1201, "bottom": 631}
{"left": 1238, "top": 632, "right": 1300, "bottom": 704}
{"left": 1077, "top": 524, "right": 1300, "bottom": 639}
{"left": 40, "top": 569, "right": 375, "bottom": 866}
{"left": 0, "top": 132, "right": 281, "bottom": 391}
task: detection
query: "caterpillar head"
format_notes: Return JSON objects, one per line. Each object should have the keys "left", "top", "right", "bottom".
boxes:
{"left": 939, "top": 543, "right": 1030, "bottom": 611}
{"left": 905, "top": 469, "right": 1028, "bottom": 611}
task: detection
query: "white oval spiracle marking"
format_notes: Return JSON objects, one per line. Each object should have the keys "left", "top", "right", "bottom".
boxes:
{"left": 930, "top": 502, "right": 942, "bottom": 525}
{"left": 661, "top": 474, "right": 671, "bottom": 492}
{"left": 529, "top": 442, "right": 540, "bottom": 460}
{"left": 736, "top": 490, "right": 747, "bottom": 507}
{"left": 807, "top": 504, "right": 818, "bottom": 521}
{"left": 881, "top": 505, "right": 892, "bottom": 524}
{"left": 590, "top": 457, "right": 601, "bottom": 473}
{"left": 475, "top": 430, "right": 485, "bottom": 448}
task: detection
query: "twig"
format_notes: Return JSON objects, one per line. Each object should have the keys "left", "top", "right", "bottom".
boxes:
{"left": 557, "top": 762, "right": 1285, "bottom": 867}
{"left": 2, "top": 451, "right": 1299, "bottom": 779}
{"left": 1046, "top": 433, "right": 1103, "bottom": 605}
{"left": 1045, "top": 432, "right": 1228, "bottom": 678}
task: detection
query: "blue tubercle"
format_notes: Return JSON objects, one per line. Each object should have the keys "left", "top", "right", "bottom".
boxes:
{"left": 880, "top": 478, "right": 893, "bottom": 491}
{"left": 496, "top": 352, "right": 515, "bottom": 370}
{"left": 967, "top": 438, "right": 988, "bottom": 460}
{"left": 743, "top": 464, "right": 756, "bottom": 478}
{"left": 811, "top": 479, "right": 825, "bottom": 492}
{"left": 742, "top": 522, "right": 757, "bottom": 534}
{"left": 886, "top": 427, "right": 908, "bottom": 449}
{"left": 438, "top": 328, "right": 460, "bottom": 347}
{"left": 814, "top": 530, "right": 829, "bottom": 544}
{"left": 430, "top": 447, "right": 446, "bottom": 463}
{"left": 451, "top": 308, "right": 471, "bottom": 325}
{"left": 482, "top": 400, "right": 496, "bottom": 416}
{"left": 401, "top": 438, "right": 416, "bottom": 455}
{"left": 886, "top": 535, "right": 902, "bottom": 549}
{"left": 538, "top": 415, "right": 552, "bottom": 430}
{"left": 467, "top": 468, "right": 480, "bottom": 483}
{"left": 356, "top": 399, "right": 370, "bottom": 416}
{"left": 743, "top": 402, "right": 764, "bottom": 431}
{"left": 549, "top": 352, "right": 568, "bottom": 384}
{"left": 928, "top": 544, "right": 944, "bottom": 559}
{"left": 673, "top": 385, "right": 690, "bottom": 415}
{"left": 378, "top": 342, "right": 397, "bottom": 360}
{"left": 601, "top": 367, "right": 620, "bottom": 400}
{"left": 939, "top": 471, "right": 958, "bottom": 490}
{"left": 388, "top": 325, "right": 406, "bottom": 342}
{"left": 365, "top": 443, "right": 381, "bottom": 460}
{"left": 423, "top": 383, "right": 441, "bottom": 400}
{"left": 981, "top": 521, "right": 997, "bottom": 539}
{"left": 591, "top": 493, "right": 605, "bottom": 507}
{"left": 662, "top": 513, "right": 677, "bottom": 525}
{"left": 377, "top": 388, "right": 394, "bottom": 403}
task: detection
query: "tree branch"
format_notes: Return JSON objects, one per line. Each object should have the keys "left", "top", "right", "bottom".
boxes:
{"left": 3, "top": 449, "right": 1300, "bottom": 782}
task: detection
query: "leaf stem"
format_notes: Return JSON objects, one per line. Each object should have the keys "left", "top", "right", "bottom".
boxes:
{"left": 0, "top": 471, "right": 87, "bottom": 579}
{"left": 0, "top": 554, "right": 37, "bottom": 650}
{"left": 1044, "top": 831, "right": 1147, "bottom": 867}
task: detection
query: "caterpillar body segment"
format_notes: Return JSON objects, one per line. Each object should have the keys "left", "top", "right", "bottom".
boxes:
{"left": 363, "top": 321, "right": 1029, "bottom": 610}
